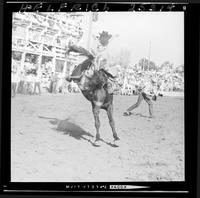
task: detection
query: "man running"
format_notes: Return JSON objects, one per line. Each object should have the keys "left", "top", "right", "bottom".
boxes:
{"left": 123, "top": 78, "right": 158, "bottom": 118}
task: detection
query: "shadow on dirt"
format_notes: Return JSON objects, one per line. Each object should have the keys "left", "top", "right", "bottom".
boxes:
{"left": 135, "top": 113, "right": 150, "bottom": 118}
{"left": 123, "top": 113, "right": 149, "bottom": 118}
{"left": 38, "top": 116, "right": 118, "bottom": 147}
{"left": 52, "top": 118, "right": 94, "bottom": 140}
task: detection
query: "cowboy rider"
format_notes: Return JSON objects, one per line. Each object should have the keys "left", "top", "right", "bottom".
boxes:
{"left": 66, "top": 35, "right": 116, "bottom": 93}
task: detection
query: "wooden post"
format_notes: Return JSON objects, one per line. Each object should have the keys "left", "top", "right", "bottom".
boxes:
{"left": 20, "top": 52, "right": 26, "bottom": 73}
{"left": 63, "top": 59, "right": 67, "bottom": 76}
{"left": 52, "top": 56, "right": 56, "bottom": 73}
{"left": 37, "top": 54, "right": 42, "bottom": 69}
{"left": 87, "top": 13, "right": 93, "bottom": 50}
{"left": 148, "top": 41, "right": 151, "bottom": 71}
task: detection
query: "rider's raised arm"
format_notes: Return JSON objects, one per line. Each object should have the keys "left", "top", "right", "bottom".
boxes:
{"left": 68, "top": 45, "right": 94, "bottom": 59}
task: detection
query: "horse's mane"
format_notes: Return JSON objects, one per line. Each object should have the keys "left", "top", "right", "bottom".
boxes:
{"left": 89, "top": 70, "right": 108, "bottom": 90}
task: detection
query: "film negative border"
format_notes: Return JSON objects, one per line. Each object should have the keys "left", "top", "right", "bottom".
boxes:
{"left": 1, "top": 1, "right": 199, "bottom": 197}
{"left": 5, "top": 1, "right": 187, "bottom": 12}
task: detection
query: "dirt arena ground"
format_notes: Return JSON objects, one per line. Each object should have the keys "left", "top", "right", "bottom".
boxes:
{"left": 11, "top": 92, "right": 184, "bottom": 182}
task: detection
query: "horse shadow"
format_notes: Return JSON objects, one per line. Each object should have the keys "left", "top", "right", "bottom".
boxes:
{"left": 135, "top": 113, "right": 150, "bottom": 118}
{"left": 124, "top": 113, "right": 149, "bottom": 118}
{"left": 49, "top": 118, "right": 95, "bottom": 144}
{"left": 39, "top": 116, "right": 117, "bottom": 147}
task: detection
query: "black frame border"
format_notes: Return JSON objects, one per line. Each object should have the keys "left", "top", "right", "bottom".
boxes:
{"left": 1, "top": 1, "right": 199, "bottom": 198}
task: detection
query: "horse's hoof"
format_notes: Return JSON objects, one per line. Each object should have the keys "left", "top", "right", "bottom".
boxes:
{"left": 93, "top": 140, "right": 102, "bottom": 147}
{"left": 114, "top": 136, "right": 120, "bottom": 141}
{"left": 149, "top": 115, "right": 155, "bottom": 119}
{"left": 112, "top": 140, "right": 120, "bottom": 147}
{"left": 112, "top": 137, "right": 120, "bottom": 146}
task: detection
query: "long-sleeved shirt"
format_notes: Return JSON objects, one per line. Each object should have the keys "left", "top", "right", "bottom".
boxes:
{"left": 140, "top": 81, "right": 158, "bottom": 96}
{"left": 11, "top": 72, "right": 19, "bottom": 83}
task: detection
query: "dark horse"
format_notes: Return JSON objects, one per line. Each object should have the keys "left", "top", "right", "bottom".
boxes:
{"left": 66, "top": 45, "right": 120, "bottom": 146}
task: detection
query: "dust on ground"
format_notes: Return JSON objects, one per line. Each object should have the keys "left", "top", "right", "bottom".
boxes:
{"left": 11, "top": 93, "right": 184, "bottom": 182}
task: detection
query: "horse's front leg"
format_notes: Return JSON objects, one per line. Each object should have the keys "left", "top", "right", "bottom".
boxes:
{"left": 92, "top": 105, "right": 101, "bottom": 143}
{"left": 107, "top": 104, "right": 120, "bottom": 141}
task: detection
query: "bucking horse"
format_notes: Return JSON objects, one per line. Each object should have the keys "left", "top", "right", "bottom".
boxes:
{"left": 66, "top": 44, "right": 120, "bottom": 146}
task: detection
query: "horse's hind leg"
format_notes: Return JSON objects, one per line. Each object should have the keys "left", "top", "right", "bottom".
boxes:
{"left": 107, "top": 105, "right": 120, "bottom": 141}
{"left": 92, "top": 106, "right": 101, "bottom": 141}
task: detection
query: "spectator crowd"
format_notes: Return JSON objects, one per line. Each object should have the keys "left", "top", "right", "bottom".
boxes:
{"left": 11, "top": 58, "right": 80, "bottom": 97}
{"left": 11, "top": 59, "right": 184, "bottom": 98}
{"left": 115, "top": 65, "right": 184, "bottom": 96}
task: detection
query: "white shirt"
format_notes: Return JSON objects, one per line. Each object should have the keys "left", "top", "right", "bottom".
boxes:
{"left": 25, "top": 75, "right": 35, "bottom": 83}
{"left": 11, "top": 72, "right": 19, "bottom": 83}
{"left": 140, "top": 81, "right": 157, "bottom": 96}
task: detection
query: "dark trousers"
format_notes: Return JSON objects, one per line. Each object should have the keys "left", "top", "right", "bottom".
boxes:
{"left": 33, "top": 82, "right": 41, "bottom": 94}
{"left": 26, "top": 82, "right": 33, "bottom": 95}
{"left": 69, "top": 45, "right": 94, "bottom": 77}
{"left": 127, "top": 92, "right": 153, "bottom": 117}
{"left": 11, "top": 82, "right": 17, "bottom": 97}
{"left": 52, "top": 81, "right": 57, "bottom": 93}
{"left": 17, "top": 80, "right": 25, "bottom": 94}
